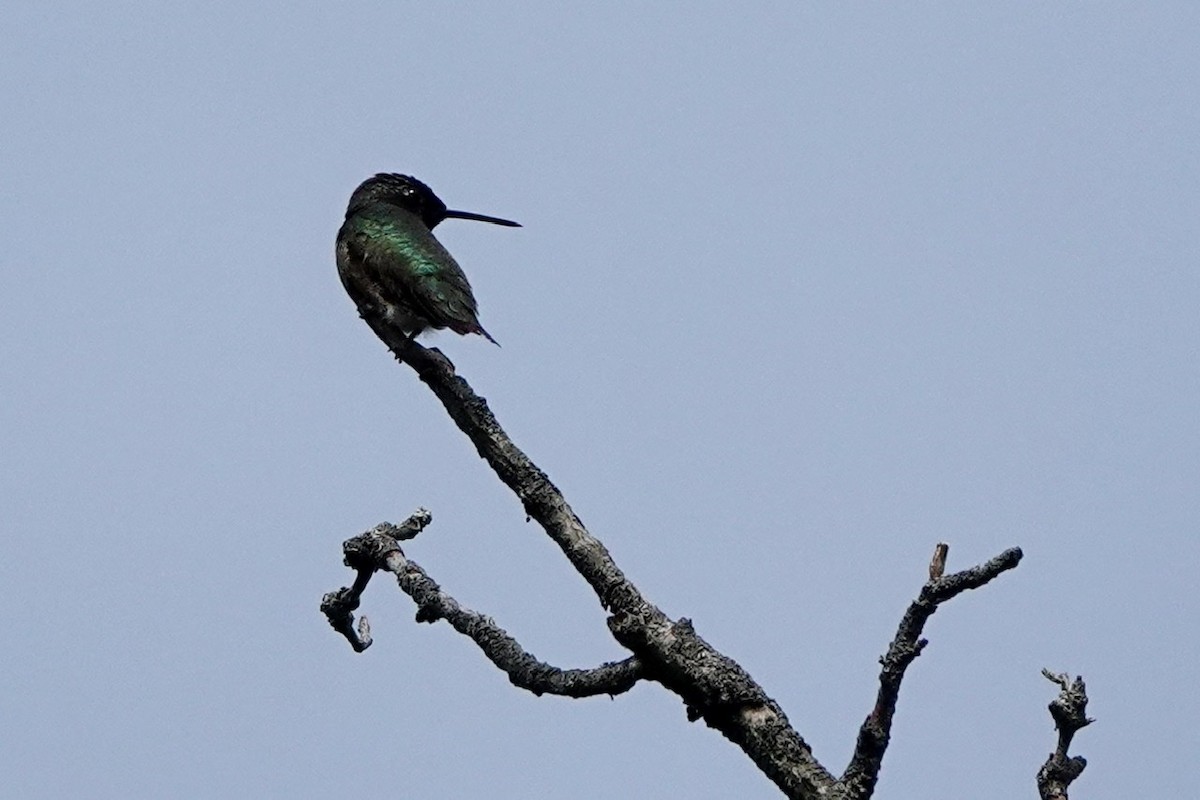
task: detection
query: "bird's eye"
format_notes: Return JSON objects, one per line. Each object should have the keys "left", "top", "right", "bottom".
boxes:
{"left": 401, "top": 186, "right": 416, "bottom": 196}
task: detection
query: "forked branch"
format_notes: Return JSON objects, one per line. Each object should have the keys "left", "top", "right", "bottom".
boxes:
{"left": 838, "top": 544, "right": 1023, "bottom": 799}
{"left": 321, "top": 319, "right": 1030, "bottom": 799}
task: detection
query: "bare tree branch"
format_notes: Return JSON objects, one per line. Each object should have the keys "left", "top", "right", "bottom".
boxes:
{"left": 320, "top": 511, "right": 433, "bottom": 651}
{"left": 1036, "top": 670, "right": 1091, "bottom": 800}
{"left": 837, "top": 544, "right": 1023, "bottom": 799}
{"left": 323, "top": 511, "right": 645, "bottom": 697}
{"left": 379, "top": 524, "right": 646, "bottom": 698}
{"left": 351, "top": 325, "right": 836, "bottom": 798}
{"left": 323, "top": 316, "right": 1031, "bottom": 799}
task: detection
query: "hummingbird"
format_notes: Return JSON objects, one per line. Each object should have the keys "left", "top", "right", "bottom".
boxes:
{"left": 336, "top": 173, "right": 520, "bottom": 346}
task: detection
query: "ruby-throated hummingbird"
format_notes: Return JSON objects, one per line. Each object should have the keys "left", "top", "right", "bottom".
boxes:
{"left": 336, "top": 173, "right": 519, "bottom": 345}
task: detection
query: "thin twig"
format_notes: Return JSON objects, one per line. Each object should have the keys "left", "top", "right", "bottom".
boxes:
{"left": 838, "top": 545, "right": 1023, "bottom": 799}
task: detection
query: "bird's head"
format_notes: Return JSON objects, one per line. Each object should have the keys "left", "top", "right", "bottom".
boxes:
{"left": 346, "top": 173, "right": 520, "bottom": 230}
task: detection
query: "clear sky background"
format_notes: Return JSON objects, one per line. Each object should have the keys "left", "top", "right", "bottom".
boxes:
{"left": 2, "top": 4, "right": 1196, "bottom": 798}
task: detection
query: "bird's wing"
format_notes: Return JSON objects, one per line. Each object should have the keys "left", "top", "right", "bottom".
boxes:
{"left": 339, "top": 208, "right": 490, "bottom": 337}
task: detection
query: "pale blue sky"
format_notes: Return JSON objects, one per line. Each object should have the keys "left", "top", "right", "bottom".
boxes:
{"left": 2, "top": 4, "right": 1197, "bottom": 798}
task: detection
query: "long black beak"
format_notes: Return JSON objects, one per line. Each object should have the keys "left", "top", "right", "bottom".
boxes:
{"left": 445, "top": 209, "right": 522, "bottom": 227}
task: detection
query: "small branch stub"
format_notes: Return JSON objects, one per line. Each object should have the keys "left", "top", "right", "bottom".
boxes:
{"left": 379, "top": 508, "right": 434, "bottom": 541}
{"left": 1036, "top": 670, "right": 1092, "bottom": 800}
{"left": 929, "top": 542, "right": 949, "bottom": 580}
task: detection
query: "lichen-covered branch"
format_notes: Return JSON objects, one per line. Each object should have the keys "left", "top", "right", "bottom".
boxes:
{"left": 324, "top": 513, "right": 646, "bottom": 697}
{"left": 360, "top": 326, "right": 834, "bottom": 799}
{"left": 322, "top": 316, "right": 1029, "bottom": 800}
{"left": 379, "top": 526, "right": 646, "bottom": 698}
{"left": 373, "top": 326, "right": 644, "bottom": 614}
{"left": 1036, "top": 670, "right": 1091, "bottom": 800}
{"left": 320, "top": 512, "right": 434, "bottom": 651}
